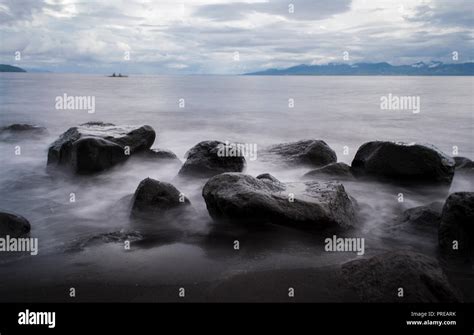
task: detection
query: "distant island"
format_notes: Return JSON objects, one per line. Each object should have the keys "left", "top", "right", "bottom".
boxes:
{"left": 245, "top": 62, "right": 474, "bottom": 76}
{"left": 0, "top": 64, "right": 26, "bottom": 72}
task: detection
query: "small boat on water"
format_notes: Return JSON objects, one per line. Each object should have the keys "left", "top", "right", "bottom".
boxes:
{"left": 108, "top": 73, "right": 128, "bottom": 78}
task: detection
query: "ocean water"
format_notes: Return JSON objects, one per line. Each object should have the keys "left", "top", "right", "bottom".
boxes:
{"left": 0, "top": 73, "right": 472, "bottom": 301}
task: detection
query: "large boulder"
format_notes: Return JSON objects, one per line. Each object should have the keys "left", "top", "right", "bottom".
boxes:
{"left": 439, "top": 192, "right": 474, "bottom": 255}
{"left": 303, "top": 162, "right": 354, "bottom": 180}
{"left": 341, "top": 251, "right": 461, "bottom": 302}
{"left": 0, "top": 212, "right": 31, "bottom": 238}
{"left": 351, "top": 141, "right": 455, "bottom": 186}
{"left": 131, "top": 178, "right": 191, "bottom": 217}
{"left": 178, "top": 141, "right": 246, "bottom": 178}
{"left": 202, "top": 173, "right": 356, "bottom": 231}
{"left": 47, "top": 122, "right": 155, "bottom": 174}
{"left": 265, "top": 140, "right": 337, "bottom": 167}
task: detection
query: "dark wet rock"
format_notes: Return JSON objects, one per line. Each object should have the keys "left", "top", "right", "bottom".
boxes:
{"left": 1, "top": 124, "right": 46, "bottom": 132}
{"left": 0, "top": 124, "right": 47, "bottom": 140}
{"left": 137, "top": 148, "right": 180, "bottom": 162}
{"left": 400, "top": 202, "right": 442, "bottom": 228}
{"left": 81, "top": 121, "right": 115, "bottom": 127}
{"left": 131, "top": 178, "right": 191, "bottom": 217}
{"left": 439, "top": 192, "right": 474, "bottom": 255}
{"left": 454, "top": 157, "right": 474, "bottom": 169}
{"left": 265, "top": 139, "right": 337, "bottom": 167}
{"left": 202, "top": 173, "right": 356, "bottom": 231}
{"left": 256, "top": 173, "right": 281, "bottom": 183}
{"left": 351, "top": 141, "right": 455, "bottom": 186}
{"left": 66, "top": 230, "right": 144, "bottom": 252}
{"left": 178, "top": 141, "right": 246, "bottom": 178}
{"left": 303, "top": 162, "right": 354, "bottom": 180}
{"left": 341, "top": 251, "right": 461, "bottom": 302}
{"left": 0, "top": 212, "right": 31, "bottom": 238}
{"left": 47, "top": 122, "right": 155, "bottom": 174}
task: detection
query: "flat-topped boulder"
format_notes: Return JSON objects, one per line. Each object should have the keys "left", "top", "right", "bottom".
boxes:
{"left": 131, "top": 178, "right": 191, "bottom": 217}
{"left": 265, "top": 139, "right": 337, "bottom": 167}
{"left": 178, "top": 141, "right": 246, "bottom": 178}
{"left": 351, "top": 141, "right": 455, "bottom": 186}
{"left": 0, "top": 212, "right": 31, "bottom": 238}
{"left": 439, "top": 192, "right": 474, "bottom": 255}
{"left": 341, "top": 251, "right": 461, "bottom": 302}
{"left": 47, "top": 122, "right": 155, "bottom": 174}
{"left": 202, "top": 173, "right": 356, "bottom": 231}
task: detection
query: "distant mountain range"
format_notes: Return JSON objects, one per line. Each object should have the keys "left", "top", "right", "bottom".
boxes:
{"left": 0, "top": 64, "right": 26, "bottom": 72}
{"left": 245, "top": 62, "right": 474, "bottom": 76}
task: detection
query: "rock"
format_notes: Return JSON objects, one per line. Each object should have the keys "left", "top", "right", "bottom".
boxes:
{"left": 0, "top": 124, "right": 47, "bottom": 140}
{"left": 137, "top": 148, "right": 180, "bottom": 162}
{"left": 202, "top": 173, "right": 356, "bottom": 231}
{"left": 351, "top": 141, "right": 455, "bottom": 186}
{"left": 439, "top": 192, "right": 474, "bottom": 255}
{"left": 303, "top": 162, "right": 354, "bottom": 180}
{"left": 47, "top": 122, "right": 155, "bottom": 174}
{"left": 256, "top": 173, "right": 282, "bottom": 183}
{"left": 0, "top": 212, "right": 31, "bottom": 238}
{"left": 131, "top": 178, "right": 191, "bottom": 217}
{"left": 265, "top": 140, "right": 337, "bottom": 167}
{"left": 178, "top": 141, "right": 246, "bottom": 178}
{"left": 341, "top": 251, "right": 461, "bottom": 302}
{"left": 400, "top": 203, "right": 442, "bottom": 228}
{"left": 66, "top": 230, "right": 144, "bottom": 252}
{"left": 453, "top": 157, "right": 474, "bottom": 169}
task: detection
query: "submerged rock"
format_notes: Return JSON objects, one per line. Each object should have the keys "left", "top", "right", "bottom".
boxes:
{"left": 66, "top": 230, "right": 144, "bottom": 252}
{"left": 0, "top": 124, "right": 47, "bottom": 140}
{"left": 202, "top": 173, "right": 356, "bottom": 231}
{"left": 47, "top": 122, "right": 155, "bottom": 174}
{"left": 178, "top": 141, "right": 246, "bottom": 178}
{"left": 303, "top": 162, "right": 354, "bottom": 180}
{"left": 341, "top": 251, "right": 461, "bottom": 302}
{"left": 439, "top": 192, "right": 474, "bottom": 255}
{"left": 131, "top": 178, "right": 191, "bottom": 217}
{"left": 265, "top": 139, "right": 337, "bottom": 167}
{"left": 400, "top": 202, "right": 442, "bottom": 228}
{"left": 351, "top": 141, "right": 455, "bottom": 186}
{"left": 256, "top": 173, "right": 284, "bottom": 185}
{"left": 139, "top": 148, "right": 180, "bottom": 161}
{"left": 454, "top": 156, "right": 474, "bottom": 169}
{"left": 0, "top": 212, "right": 31, "bottom": 238}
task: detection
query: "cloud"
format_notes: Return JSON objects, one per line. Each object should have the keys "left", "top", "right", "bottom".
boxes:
{"left": 194, "top": 0, "right": 352, "bottom": 21}
{"left": 406, "top": 0, "right": 474, "bottom": 28}
{"left": 0, "top": 0, "right": 472, "bottom": 74}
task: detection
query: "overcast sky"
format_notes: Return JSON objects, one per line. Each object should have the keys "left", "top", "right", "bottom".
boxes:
{"left": 0, "top": 0, "right": 473, "bottom": 74}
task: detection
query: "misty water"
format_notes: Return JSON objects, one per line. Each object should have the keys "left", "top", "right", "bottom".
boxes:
{"left": 0, "top": 73, "right": 472, "bottom": 301}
